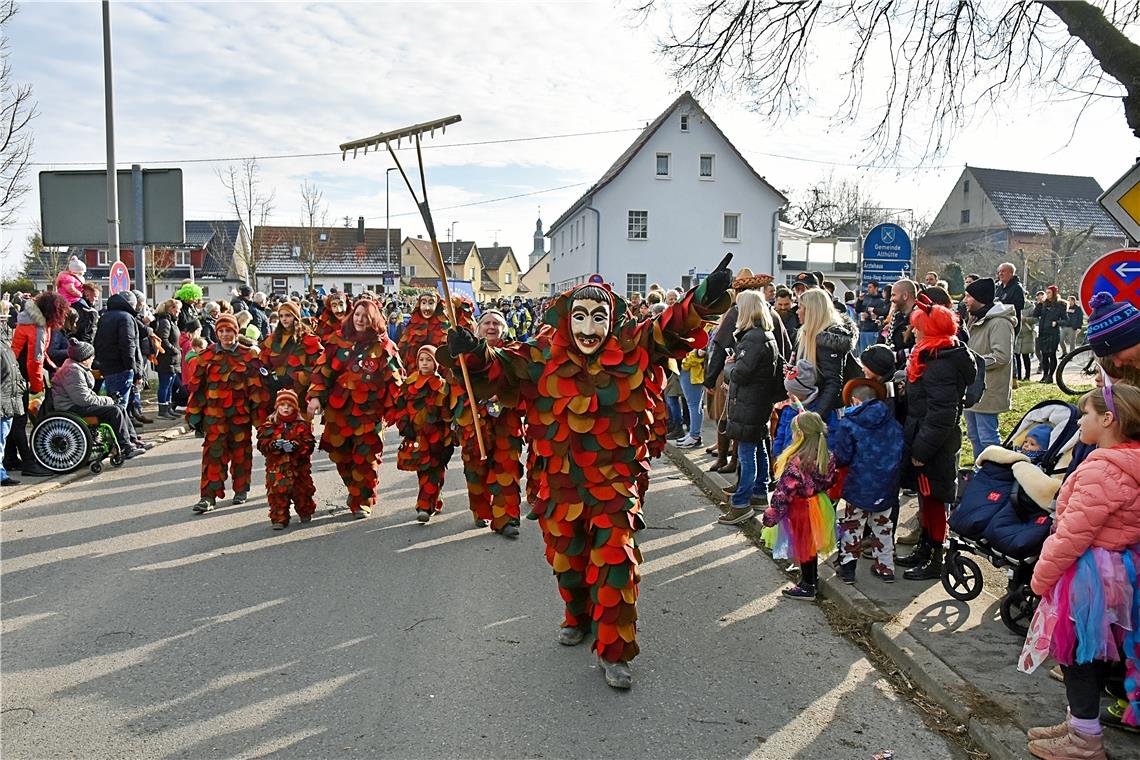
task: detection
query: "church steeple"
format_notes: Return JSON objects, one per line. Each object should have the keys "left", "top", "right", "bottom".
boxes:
{"left": 530, "top": 211, "right": 546, "bottom": 269}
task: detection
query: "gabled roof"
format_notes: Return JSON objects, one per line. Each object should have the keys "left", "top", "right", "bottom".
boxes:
{"left": 479, "top": 270, "right": 501, "bottom": 292}
{"left": 405, "top": 237, "right": 477, "bottom": 267}
{"left": 548, "top": 91, "right": 787, "bottom": 234}
{"left": 253, "top": 225, "right": 400, "bottom": 275}
{"left": 968, "top": 167, "right": 1123, "bottom": 238}
{"left": 480, "top": 245, "right": 517, "bottom": 271}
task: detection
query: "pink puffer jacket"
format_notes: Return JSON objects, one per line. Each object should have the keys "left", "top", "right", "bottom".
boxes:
{"left": 1031, "top": 441, "right": 1140, "bottom": 596}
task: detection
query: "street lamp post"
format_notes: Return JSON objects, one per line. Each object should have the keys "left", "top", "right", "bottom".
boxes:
{"left": 386, "top": 167, "right": 398, "bottom": 291}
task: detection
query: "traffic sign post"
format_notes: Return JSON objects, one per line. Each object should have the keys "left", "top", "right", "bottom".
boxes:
{"left": 1098, "top": 161, "right": 1140, "bottom": 244}
{"left": 108, "top": 260, "right": 131, "bottom": 295}
{"left": 1079, "top": 248, "right": 1140, "bottom": 315}
{"left": 861, "top": 223, "right": 912, "bottom": 286}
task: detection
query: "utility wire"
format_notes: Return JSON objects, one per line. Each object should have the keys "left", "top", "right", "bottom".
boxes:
{"left": 370, "top": 182, "right": 589, "bottom": 221}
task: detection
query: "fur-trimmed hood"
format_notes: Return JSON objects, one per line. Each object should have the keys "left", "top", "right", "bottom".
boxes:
{"left": 816, "top": 314, "right": 858, "bottom": 354}
{"left": 16, "top": 298, "right": 45, "bottom": 327}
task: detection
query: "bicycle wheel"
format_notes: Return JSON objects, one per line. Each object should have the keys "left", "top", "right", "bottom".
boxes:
{"left": 1056, "top": 344, "right": 1098, "bottom": 396}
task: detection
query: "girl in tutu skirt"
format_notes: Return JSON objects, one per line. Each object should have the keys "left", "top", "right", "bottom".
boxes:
{"left": 761, "top": 410, "right": 837, "bottom": 600}
{"left": 1019, "top": 382, "right": 1140, "bottom": 760}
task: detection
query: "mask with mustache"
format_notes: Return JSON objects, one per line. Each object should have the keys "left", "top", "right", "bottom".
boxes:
{"left": 570, "top": 297, "right": 610, "bottom": 355}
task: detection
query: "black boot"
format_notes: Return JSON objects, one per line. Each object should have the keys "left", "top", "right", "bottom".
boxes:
{"left": 903, "top": 543, "right": 943, "bottom": 581}
{"left": 708, "top": 431, "right": 729, "bottom": 472}
{"left": 895, "top": 532, "right": 931, "bottom": 568}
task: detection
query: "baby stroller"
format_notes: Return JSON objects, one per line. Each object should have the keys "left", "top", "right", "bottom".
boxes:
{"left": 942, "top": 400, "right": 1080, "bottom": 635}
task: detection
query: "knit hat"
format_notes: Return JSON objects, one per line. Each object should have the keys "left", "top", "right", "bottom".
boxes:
{"left": 275, "top": 389, "right": 299, "bottom": 411}
{"left": 277, "top": 300, "right": 301, "bottom": 323}
{"left": 67, "top": 338, "right": 94, "bottom": 362}
{"left": 68, "top": 256, "right": 86, "bottom": 275}
{"left": 1086, "top": 292, "right": 1140, "bottom": 358}
{"left": 214, "top": 313, "right": 239, "bottom": 334}
{"left": 182, "top": 318, "right": 201, "bottom": 335}
{"left": 860, "top": 344, "right": 896, "bottom": 379}
{"left": 965, "top": 277, "right": 996, "bottom": 306}
{"left": 417, "top": 344, "right": 438, "bottom": 360}
{"left": 1046, "top": 284, "right": 1059, "bottom": 294}
{"left": 784, "top": 358, "right": 819, "bottom": 403}
{"left": 1025, "top": 424, "right": 1052, "bottom": 451}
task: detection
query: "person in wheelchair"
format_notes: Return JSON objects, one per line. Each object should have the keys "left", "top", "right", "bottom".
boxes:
{"left": 52, "top": 340, "right": 143, "bottom": 460}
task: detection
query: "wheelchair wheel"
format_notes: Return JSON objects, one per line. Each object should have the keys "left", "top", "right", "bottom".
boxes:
{"left": 1000, "top": 586, "right": 1038, "bottom": 636}
{"left": 941, "top": 551, "right": 983, "bottom": 601}
{"left": 90, "top": 461, "right": 103, "bottom": 474}
{"left": 30, "top": 415, "right": 92, "bottom": 473}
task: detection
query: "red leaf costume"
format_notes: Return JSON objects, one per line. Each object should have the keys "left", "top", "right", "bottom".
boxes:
{"left": 443, "top": 282, "right": 728, "bottom": 663}
{"left": 315, "top": 294, "right": 348, "bottom": 349}
{"left": 256, "top": 410, "right": 317, "bottom": 526}
{"left": 392, "top": 366, "right": 455, "bottom": 515}
{"left": 257, "top": 328, "right": 324, "bottom": 424}
{"left": 185, "top": 343, "right": 268, "bottom": 502}
{"left": 307, "top": 326, "right": 402, "bottom": 515}
{"left": 397, "top": 296, "right": 450, "bottom": 372}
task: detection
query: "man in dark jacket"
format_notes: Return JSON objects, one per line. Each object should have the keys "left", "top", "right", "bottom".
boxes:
{"left": 995, "top": 262, "right": 1026, "bottom": 327}
{"left": 73, "top": 283, "right": 100, "bottom": 345}
{"left": 855, "top": 281, "right": 888, "bottom": 353}
{"left": 94, "top": 292, "right": 140, "bottom": 414}
{"left": 888, "top": 278, "right": 918, "bottom": 367}
{"left": 232, "top": 285, "right": 270, "bottom": 337}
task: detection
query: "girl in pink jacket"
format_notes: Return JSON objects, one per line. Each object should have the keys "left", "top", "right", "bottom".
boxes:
{"left": 54, "top": 257, "right": 86, "bottom": 305}
{"left": 1019, "top": 383, "right": 1140, "bottom": 760}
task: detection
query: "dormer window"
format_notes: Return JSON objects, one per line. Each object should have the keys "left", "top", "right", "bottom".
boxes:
{"left": 319, "top": 232, "right": 329, "bottom": 242}
{"left": 680, "top": 114, "right": 689, "bottom": 132}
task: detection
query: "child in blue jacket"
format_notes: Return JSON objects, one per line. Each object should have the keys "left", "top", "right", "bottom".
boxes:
{"left": 830, "top": 378, "right": 904, "bottom": 583}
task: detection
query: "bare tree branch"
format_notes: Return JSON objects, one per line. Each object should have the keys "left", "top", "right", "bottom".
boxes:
{"left": 0, "top": 0, "right": 36, "bottom": 239}
{"left": 216, "top": 158, "right": 275, "bottom": 286}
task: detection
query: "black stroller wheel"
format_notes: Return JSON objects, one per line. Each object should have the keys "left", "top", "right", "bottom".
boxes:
{"left": 941, "top": 552, "right": 983, "bottom": 601}
{"left": 1000, "top": 586, "right": 1038, "bottom": 636}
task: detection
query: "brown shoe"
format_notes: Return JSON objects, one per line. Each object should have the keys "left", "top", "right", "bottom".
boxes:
{"left": 1028, "top": 727, "right": 1106, "bottom": 760}
{"left": 1027, "top": 714, "right": 1070, "bottom": 742}
{"left": 717, "top": 505, "right": 754, "bottom": 525}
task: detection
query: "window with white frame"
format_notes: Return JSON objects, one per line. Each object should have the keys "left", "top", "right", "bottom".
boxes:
{"left": 627, "top": 273, "right": 647, "bottom": 298}
{"left": 680, "top": 114, "right": 689, "bottom": 132}
{"left": 571, "top": 223, "right": 576, "bottom": 249}
{"left": 700, "top": 154, "right": 715, "bottom": 179}
{"left": 505, "top": 272, "right": 512, "bottom": 284}
{"left": 175, "top": 249, "right": 191, "bottom": 267}
{"left": 655, "top": 153, "right": 670, "bottom": 177}
{"left": 627, "top": 210, "right": 648, "bottom": 240}
{"left": 723, "top": 213, "right": 741, "bottom": 241}
{"left": 96, "top": 249, "right": 109, "bottom": 266}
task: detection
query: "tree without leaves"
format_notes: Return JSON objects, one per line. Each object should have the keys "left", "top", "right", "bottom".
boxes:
{"left": 1, "top": 0, "right": 36, "bottom": 239}
{"left": 22, "top": 229, "right": 67, "bottom": 284}
{"left": 631, "top": 0, "right": 1140, "bottom": 163}
{"left": 1039, "top": 217, "right": 1096, "bottom": 289}
{"left": 789, "top": 173, "right": 903, "bottom": 235}
{"left": 295, "top": 181, "right": 336, "bottom": 290}
{"left": 216, "top": 158, "right": 275, "bottom": 286}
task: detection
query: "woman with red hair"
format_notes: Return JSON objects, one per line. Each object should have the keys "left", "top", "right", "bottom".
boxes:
{"left": 6, "top": 292, "right": 70, "bottom": 476}
{"left": 895, "top": 296, "right": 977, "bottom": 580}
{"left": 306, "top": 299, "right": 403, "bottom": 518}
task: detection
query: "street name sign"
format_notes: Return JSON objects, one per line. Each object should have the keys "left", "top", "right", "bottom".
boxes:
{"left": 1080, "top": 248, "right": 1140, "bottom": 314}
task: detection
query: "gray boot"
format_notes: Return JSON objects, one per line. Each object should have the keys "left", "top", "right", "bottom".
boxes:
{"left": 157, "top": 403, "right": 176, "bottom": 419}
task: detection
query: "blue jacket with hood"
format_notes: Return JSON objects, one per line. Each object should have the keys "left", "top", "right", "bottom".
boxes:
{"left": 828, "top": 398, "right": 904, "bottom": 512}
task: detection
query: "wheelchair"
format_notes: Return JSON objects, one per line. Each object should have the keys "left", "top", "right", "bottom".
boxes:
{"left": 30, "top": 392, "right": 126, "bottom": 475}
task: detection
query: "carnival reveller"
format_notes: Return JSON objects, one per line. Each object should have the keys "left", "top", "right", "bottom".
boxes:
{"left": 445, "top": 260, "right": 732, "bottom": 689}
{"left": 446, "top": 309, "right": 526, "bottom": 537}
{"left": 306, "top": 299, "right": 402, "bottom": 518}
{"left": 186, "top": 313, "right": 268, "bottom": 513}
{"left": 256, "top": 389, "right": 317, "bottom": 530}
{"left": 393, "top": 345, "right": 455, "bottom": 522}
{"left": 316, "top": 292, "right": 349, "bottom": 347}
{"left": 257, "top": 300, "right": 324, "bottom": 423}
{"left": 397, "top": 292, "right": 449, "bottom": 371}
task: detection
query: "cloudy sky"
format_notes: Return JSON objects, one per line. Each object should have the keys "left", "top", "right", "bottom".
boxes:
{"left": 3, "top": 1, "right": 1137, "bottom": 277}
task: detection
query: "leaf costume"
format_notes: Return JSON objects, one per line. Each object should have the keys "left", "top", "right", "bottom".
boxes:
{"left": 316, "top": 295, "right": 347, "bottom": 349}
{"left": 392, "top": 369, "right": 455, "bottom": 515}
{"left": 307, "top": 328, "right": 403, "bottom": 515}
{"left": 397, "top": 298, "right": 450, "bottom": 372}
{"left": 185, "top": 343, "right": 268, "bottom": 502}
{"left": 443, "top": 281, "right": 728, "bottom": 663}
{"left": 256, "top": 413, "right": 317, "bottom": 526}
{"left": 257, "top": 328, "right": 324, "bottom": 423}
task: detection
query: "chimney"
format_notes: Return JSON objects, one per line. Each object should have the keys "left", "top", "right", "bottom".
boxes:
{"left": 357, "top": 216, "right": 365, "bottom": 243}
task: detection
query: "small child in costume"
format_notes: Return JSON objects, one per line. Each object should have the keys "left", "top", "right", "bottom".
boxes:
{"left": 1020, "top": 424, "right": 1052, "bottom": 464}
{"left": 831, "top": 379, "right": 904, "bottom": 584}
{"left": 256, "top": 389, "right": 317, "bottom": 530}
{"left": 773, "top": 359, "right": 819, "bottom": 460}
{"left": 55, "top": 256, "right": 86, "bottom": 305}
{"left": 761, "top": 410, "right": 837, "bottom": 600}
{"left": 182, "top": 336, "right": 207, "bottom": 391}
{"left": 1019, "top": 383, "right": 1140, "bottom": 758}
{"left": 393, "top": 345, "right": 455, "bottom": 523}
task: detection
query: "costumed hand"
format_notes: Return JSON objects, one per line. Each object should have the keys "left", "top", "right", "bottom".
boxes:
{"left": 761, "top": 507, "right": 779, "bottom": 528}
{"left": 701, "top": 252, "right": 734, "bottom": 305}
{"left": 272, "top": 439, "right": 286, "bottom": 451}
{"left": 280, "top": 441, "right": 295, "bottom": 453}
{"left": 447, "top": 327, "right": 479, "bottom": 356}
{"left": 306, "top": 398, "right": 321, "bottom": 419}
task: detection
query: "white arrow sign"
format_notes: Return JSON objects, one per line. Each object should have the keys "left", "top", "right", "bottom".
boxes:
{"left": 1114, "top": 262, "right": 1140, "bottom": 278}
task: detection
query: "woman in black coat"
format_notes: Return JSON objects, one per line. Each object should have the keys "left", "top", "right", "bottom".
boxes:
{"left": 152, "top": 299, "right": 182, "bottom": 419}
{"left": 719, "top": 291, "right": 791, "bottom": 525}
{"left": 896, "top": 298, "right": 976, "bottom": 581}
{"left": 1033, "top": 286, "right": 1067, "bottom": 383}
{"left": 795, "top": 288, "right": 857, "bottom": 422}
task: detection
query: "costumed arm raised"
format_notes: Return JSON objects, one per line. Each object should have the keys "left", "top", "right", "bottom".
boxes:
{"left": 640, "top": 253, "right": 733, "bottom": 362}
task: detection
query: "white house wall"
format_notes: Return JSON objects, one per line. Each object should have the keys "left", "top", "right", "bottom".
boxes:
{"left": 549, "top": 106, "right": 784, "bottom": 295}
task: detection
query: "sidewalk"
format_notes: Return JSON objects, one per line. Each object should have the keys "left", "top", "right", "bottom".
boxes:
{"left": 667, "top": 420, "right": 1140, "bottom": 760}
{"left": 1, "top": 405, "right": 189, "bottom": 511}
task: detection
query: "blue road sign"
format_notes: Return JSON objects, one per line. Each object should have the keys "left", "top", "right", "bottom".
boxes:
{"left": 861, "top": 224, "right": 913, "bottom": 285}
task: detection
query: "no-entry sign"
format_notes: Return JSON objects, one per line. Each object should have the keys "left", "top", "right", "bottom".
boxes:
{"left": 1080, "top": 248, "right": 1140, "bottom": 315}
{"left": 109, "top": 261, "right": 131, "bottom": 295}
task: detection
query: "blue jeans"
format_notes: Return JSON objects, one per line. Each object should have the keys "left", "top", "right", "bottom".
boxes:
{"left": 0, "top": 417, "right": 12, "bottom": 481}
{"left": 103, "top": 369, "right": 134, "bottom": 410}
{"left": 964, "top": 411, "right": 1000, "bottom": 462}
{"left": 732, "top": 440, "right": 770, "bottom": 507}
{"left": 665, "top": 395, "right": 684, "bottom": 428}
{"left": 857, "top": 331, "right": 879, "bottom": 354}
{"left": 679, "top": 372, "right": 704, "bottom": 439}
{"left": 157, "top": 371, "right": 176, "bottom": 404}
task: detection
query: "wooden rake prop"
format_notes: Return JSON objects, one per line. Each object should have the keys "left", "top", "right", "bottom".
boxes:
{"left": 339, "top": 114, "right": 487, "bottom": 460}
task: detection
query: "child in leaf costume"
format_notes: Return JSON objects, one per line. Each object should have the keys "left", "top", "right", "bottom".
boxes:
{"left": 444, "top": 310, "right": 526, "bottom": 538}
{"left": 316, "top": 292, "right": 348, "bottom": 348}
{"left": 257, "top": 301, "right": 324, "bottom": 424}
{"left": 397, "top": 292, "right": 450, "bottom": 372}
{"left": 306, "top": 299, "right": 402, "bottom": 518}
{"left": 256, "top": 389, "right": 317, "bottom": 529}
{"left": 445, "top": 264, "right": 732, "bottom": 689}
{"left": 393, "top": 345, "right": 455, "bottom": 522}
{"left": 186, "top": 313, "right": 268, "bottom": 513}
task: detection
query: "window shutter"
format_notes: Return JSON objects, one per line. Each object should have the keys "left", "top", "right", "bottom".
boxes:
{"left": 191, "top": 249, "right": 206, "bottom": 268}
{"left": 85, "top": 249, "right": 98, "bottom": 268}
{"left": 122, "top": 249, "right": 136, "bottom": 267}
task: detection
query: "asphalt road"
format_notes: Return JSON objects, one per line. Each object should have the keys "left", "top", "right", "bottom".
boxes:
{"left": 2, "top": 431, "right": 963, "bottom": 759}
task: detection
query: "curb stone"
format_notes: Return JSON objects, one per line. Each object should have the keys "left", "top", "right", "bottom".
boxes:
{"left": 665, "top": 441, "right": 1025, "bottom": 760}
{"left": 1, "top": 424, "right": 189, "bottom": 511}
